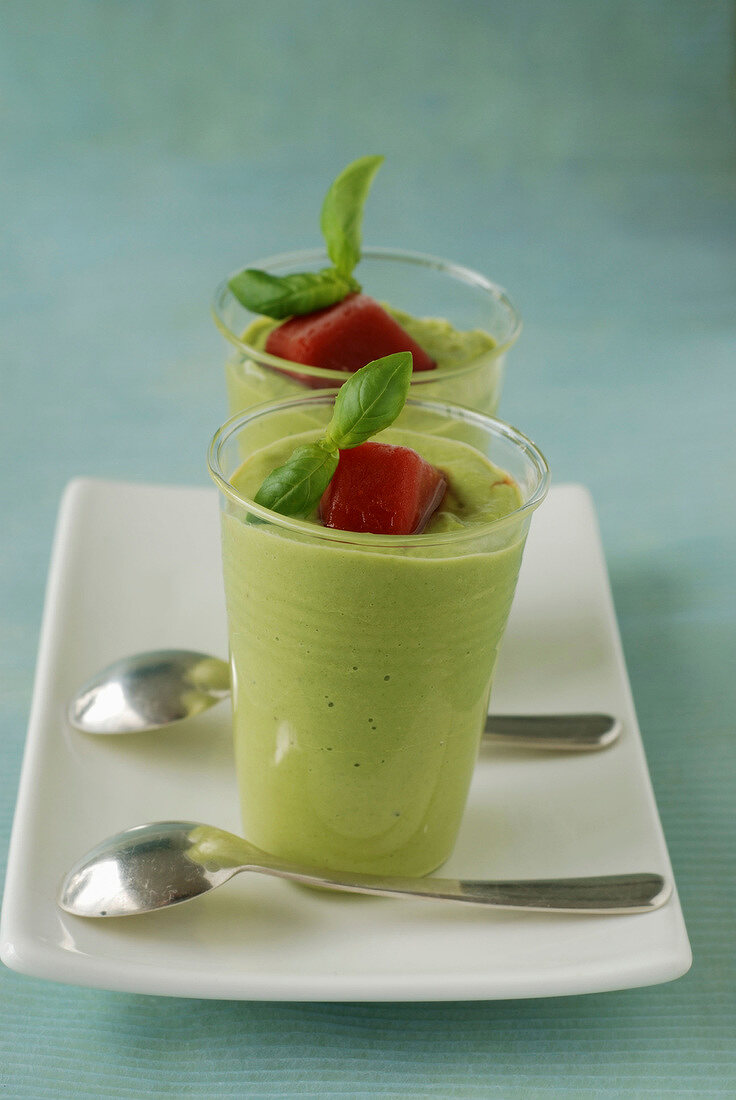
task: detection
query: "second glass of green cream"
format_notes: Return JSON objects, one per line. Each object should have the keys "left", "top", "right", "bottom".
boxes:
{"left": 212, "top": 248, "right": 521, "bottom": 420}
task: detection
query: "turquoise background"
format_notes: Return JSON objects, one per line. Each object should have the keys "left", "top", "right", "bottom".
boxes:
{"left": 2, "top": 1, "right": 735, "bottom": 1095}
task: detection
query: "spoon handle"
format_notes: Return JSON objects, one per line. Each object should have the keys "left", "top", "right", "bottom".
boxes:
{"left": 242, "top": 864, "right": 669, "bottom": 914}
{"left": 483, "top": 713, "right": 620, "bottom": 750}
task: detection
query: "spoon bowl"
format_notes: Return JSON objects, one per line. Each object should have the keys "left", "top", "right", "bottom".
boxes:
{"left": 68, "top": 649, "right": 621, "bottom": 750}
{"left": 69, "top": 650, "right": 231, "bottom": 734}
{"left": 58, "top": 820, "right": 670, "bottom": 918}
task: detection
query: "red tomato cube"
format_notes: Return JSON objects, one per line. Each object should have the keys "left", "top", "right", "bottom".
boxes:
{"left": 265, "top": 294, "right": 436, "bottom": 385}
{"left": 319, "top": 442, "right": 447, "bottom": 535}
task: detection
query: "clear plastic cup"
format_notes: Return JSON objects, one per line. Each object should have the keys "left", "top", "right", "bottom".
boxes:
{"left": 212, "top": 248, "right": 521, "bottom": 419}
{"left": 208, "top": 394, "right": 548, "bottom": 876}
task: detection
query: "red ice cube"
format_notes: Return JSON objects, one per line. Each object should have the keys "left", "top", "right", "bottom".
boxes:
{"left": 265, "top": 294, "right": 436, "bottom": 386}
{"left": 319, "top": 441, "right": 447, "bottom": 536}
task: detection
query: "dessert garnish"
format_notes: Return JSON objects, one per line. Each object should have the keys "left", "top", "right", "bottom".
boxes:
{"left": 264, "top": 292, "right": 436, "bottom": 375}
{"left": 253, "top": 350, "right": 412, "bottom": 519}
{"left": 251, "top": 350, "right": 444, "bottom": 536}
{"left": 227, "top": 156, "right": 436, "bottom": 374}
{"left": 320, "top": 441, "right": 447, "bottom": 535}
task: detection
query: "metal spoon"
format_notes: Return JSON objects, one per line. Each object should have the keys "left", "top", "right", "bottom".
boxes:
{"left": 67, "top": 649, "right": 621, "bottom": 750}
{"left": 58, "top": 821, "right": 669, "bottom": 918}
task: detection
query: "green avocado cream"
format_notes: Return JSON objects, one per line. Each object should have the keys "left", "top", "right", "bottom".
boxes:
{"left": 220, "top": 427, "right": 525, "bottom": 876}
{"left": 225, "top": 308, "right": 505, "bottom": 419}
{"left": 241, "top": 306, "right": 496, "bottom": 373}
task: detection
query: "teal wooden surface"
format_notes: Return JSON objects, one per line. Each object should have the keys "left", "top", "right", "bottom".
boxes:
{"left": 2, "top": 1, "right": 735, "bottom": 1095}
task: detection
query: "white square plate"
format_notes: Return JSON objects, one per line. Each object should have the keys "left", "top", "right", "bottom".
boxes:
{"left": 1, "top": 479, "right": 691, "bottom": 1000}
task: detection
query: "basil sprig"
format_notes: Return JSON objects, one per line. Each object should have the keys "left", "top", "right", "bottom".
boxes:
{"left": 253, "top": 440, "right": 339, "bottom": 517}
{"left": 227, "top": 268, "right": 359, "bottom": 321}
{"left": 326, "top": 349, "right": 413, "bottom": 449}
{"left": 253, "top": 351, "right": 412, "bottom": 519}
{"left": 320, "top": 154, "right": 383, "bottom": 278}
{"left": 228, "top": 155, "right": 384, "bottom": 319}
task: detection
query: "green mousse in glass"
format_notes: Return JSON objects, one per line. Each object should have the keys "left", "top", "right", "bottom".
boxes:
{"left": 216, "top": 157, "right": 519, "bottom": 419}
{"left": 219, "top": 426, "right": 528, "bottom": 876}
{"left": 222, "top": 286, "right": 510, "bottom": 419}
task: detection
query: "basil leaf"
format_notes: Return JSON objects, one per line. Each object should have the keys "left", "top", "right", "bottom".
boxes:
{"left": 228, "top": 268, "right": 356, "bottom": 320}
{"left": 229, "top": 155, "right": 383, "bottom": 320}
{"left": 326, "top": 351, "right": 412, "bottom": 449}
{"left": 253, "top": 441, "right": 339, "bottom": 518}
{"left": 320, "top": 155, "right": 384, "bottom": 278}
{"left": 251, "top": 353, "right": 412, "bottom": 521}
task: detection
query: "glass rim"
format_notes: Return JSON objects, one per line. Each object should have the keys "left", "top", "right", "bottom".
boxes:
{"left": 207, "top": 392, "right": 550, "bottom": 549}
{"left": 210, "top": 246, "right": 522, "bottom": 382}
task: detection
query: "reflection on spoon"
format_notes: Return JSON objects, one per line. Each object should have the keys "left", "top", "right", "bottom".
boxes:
{"left": 67, "top": 650, "right": 621, "bottom": 750}
{"left": 58, "top": 821, "right": 669, "bottom": 919}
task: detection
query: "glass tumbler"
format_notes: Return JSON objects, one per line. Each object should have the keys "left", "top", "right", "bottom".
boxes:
{"left": 208, "top": 394, "right": 548, "bottom": 876}
{"left": 212, "top": 248, "right": 521, "bottom": 419}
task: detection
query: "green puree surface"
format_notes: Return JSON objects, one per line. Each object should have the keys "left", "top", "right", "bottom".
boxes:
{"left": 241, "top": 305, "right": 497, "bottom": 373}
{"left": 226, "top": 306, "right": 505, "bottom": 419}
{"left": 221, "top": 429, "right": 525, "bottom": 875}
